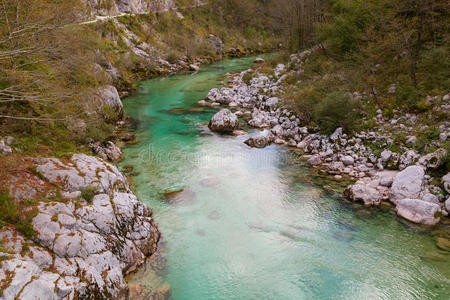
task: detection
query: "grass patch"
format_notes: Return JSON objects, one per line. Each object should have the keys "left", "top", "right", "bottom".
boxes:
{"left": 0, "top": 193, "right": 38, "bottom": 240}
{"left": 80, "top": 186, "right": 99, "bottom": 203}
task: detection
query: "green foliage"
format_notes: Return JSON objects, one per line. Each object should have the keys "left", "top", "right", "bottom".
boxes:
{"left": 395, "top": 85, "right": 421, "bottom": 110}
{"left": 316, "top": 0, "right": 370, "bottom": 57}
{"left": 313, "top": 92, "right": 362, "bottom": 134}
{"left": 0, "top": 193, "right": 38, "bottom": 239}
{"left": 166, "top": 51, "right": 181, "bottom": 64}
{"left": 418, "top": 46, "right": 450, "bottom": 91}
{"left": 81, "top": 187, "right": 98, "bottom": 203}
{"left": 243, "top": 72, "right": 255, "bottom": 85}
{"left": 286, "top": 87, "right": 319, "bottom": 124}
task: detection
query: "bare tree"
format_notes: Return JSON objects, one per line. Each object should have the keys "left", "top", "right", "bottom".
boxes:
{"left": 270, "top": 0, "right": 324, "bottom": 50}
{"left": 0, "top": 0, "right": 89, "bottom": 122}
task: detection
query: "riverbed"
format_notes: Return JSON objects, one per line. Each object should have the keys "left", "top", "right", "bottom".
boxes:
{"left": 121, "top": 56, "right": 449, "bottom": 299}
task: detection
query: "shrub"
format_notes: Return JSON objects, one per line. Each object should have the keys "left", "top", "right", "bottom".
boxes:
{"left": 81, "top": 186, "right": 98, "bottom": 203}
{"left": 395, "top": 84, "right": 420, "bottom": 110}
{"left": 286, "top": 87, "right": 320, "bottom": 124}
{"left": 243, "top": 72, "right": 254, "bottom": 85}
{"left": 313, "top": 92, "right": 362, "bottom": 134}
{"left": 0, "top": 193, "right": 38, "bottom": 239}
{"left": 166, "top": 51, "right": 180, "bottom": 64}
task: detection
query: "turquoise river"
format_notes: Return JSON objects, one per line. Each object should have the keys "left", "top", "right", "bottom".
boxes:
{"left": 121, "top": 56, "right": 449, "bottom": 299}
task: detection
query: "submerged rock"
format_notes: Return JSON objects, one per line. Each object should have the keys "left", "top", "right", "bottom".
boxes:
{"left": 208, "top": 210, "right": 221, "bottom": 220}
{"left": 164, "top": 189, "right": 196, "bottom": 205}
{"left": 200, "top": 177, "right": 220, "bottom": 187}
{"left": 208, "top": 109, "right": 239, "bottom": 133}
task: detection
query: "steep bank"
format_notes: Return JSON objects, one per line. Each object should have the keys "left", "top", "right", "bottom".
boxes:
{"left": 0, "top": 0, "right": 278, "bottom": 158}
{"left": 0, "top": 154, "right": 160, "bottom": 299}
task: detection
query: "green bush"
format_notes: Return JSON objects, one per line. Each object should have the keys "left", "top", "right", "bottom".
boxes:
{"left": 395, "top": 84, "right": 421, "bottom": 110}
{"left": 313, "top": 92, "right": 362, "bottom": 134}
{"left": 286, "top": 87, "right": 319, "bottom": 124}
{"left": 243, "top": 72, "right": 254, "bottom": 85}
{"left": 166, "top": 51, "right": 181, "bottom": 64}
{"left": 316, "top": 0, "right": 371, "bottom": 57}
{"left": 0, "top": 193, "right": 37, "bottom": 239}
{"left": 81, "top": 186, "right": 98, "bottom": 203}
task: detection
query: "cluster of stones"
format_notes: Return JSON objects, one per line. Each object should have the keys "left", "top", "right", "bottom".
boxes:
{"left": 205, "top": 50, "right": 450, "bottom": 226}
{"left": 0, "top": 136, "right": 14, "bottom": 155}
{"left": 0, "top": 154, "right": 160, "bottom": 299}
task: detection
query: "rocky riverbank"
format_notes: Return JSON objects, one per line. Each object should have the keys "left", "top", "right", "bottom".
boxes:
{"left": 0, "top": 154, "right": 161, "bottom": 299}
{"left": 203, "top": 49, "right": 450, "bottom": 227}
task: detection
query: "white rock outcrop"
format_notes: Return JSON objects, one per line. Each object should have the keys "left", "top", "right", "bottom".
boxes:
{"left": 1, "top": 154, "right": 160, "bottom": 299}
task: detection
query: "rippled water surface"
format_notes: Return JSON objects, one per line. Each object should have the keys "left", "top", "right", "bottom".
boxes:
{"left": 121, "top": 57, "right": 449, "bottom": 299}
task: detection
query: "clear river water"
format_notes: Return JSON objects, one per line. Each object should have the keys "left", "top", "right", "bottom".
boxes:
{"left": 121, "top": 56, "right": 449, "bottom": 299}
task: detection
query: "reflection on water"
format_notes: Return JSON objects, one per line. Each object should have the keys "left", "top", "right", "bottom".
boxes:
{"left": 122, "top": 57, "right": 450, "bottom": 300}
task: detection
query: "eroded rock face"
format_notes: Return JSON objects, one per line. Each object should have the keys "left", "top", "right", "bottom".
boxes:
{"left": 85, "top": 0, "right": 177, "bottom": 16}
{"left": 36, "top": 154, "right": 129, "bottom": 194}
{"left": 389, "top": 166, "right": 425, "bottom": 203}
{"left": 395, "top": 198, "right": 441, "bottom": 225}
{"left": 0, "top": 154, "right": 159, "bottom": 300}
{"left": 208, "top": 109, "right": 239, "bottom": 133}
{"left": 418, "top": 148, "right": 448, "bottom": 169}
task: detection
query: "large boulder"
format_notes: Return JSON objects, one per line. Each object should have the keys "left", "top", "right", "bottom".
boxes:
{"left": 389, "top": 166, "right": 425, "bottom": 203}
{"left": 208, "top": 109, "right": 239, "bottom": 133}
{"left": 395, "top": 199, "right": 441, "bottom": 225}
{"left": 443, "top": 172, "right": 450, "bottom": 194}
{"left": 265, "top": 97, "right": 280, "bottom": 108}
{"left": 418, "top": 148, "right": 448, "bottom": 169}
{"left": 96, "top": 85, "right": 123, "bottom": 119}
{"left": 344, "top": 183, "right": 383, "bottom": 206}
{"left": 307, "top": 155, "right": 322, "bottom": 166}
{"left": 330, "top": 127, "right": 343, "bottom": 141}
{"left": 341, "top": 155, "right": 354, "bottom": 166}
{"left": 398, "top": 150, "right": 420, "bottom": 170}
{"left": 248, "top": 108, "right": 271, "bottom": 128}
{"left": 90, "top": 141, "right": 123, "bottom": 161}
{"left": 244, "top": 135, "right": 272, "bottom": 148}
